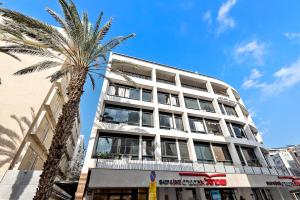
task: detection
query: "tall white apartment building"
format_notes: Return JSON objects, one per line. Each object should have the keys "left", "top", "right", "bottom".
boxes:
{"left": 76, "top": 53, "right": 298, "bottom": 200}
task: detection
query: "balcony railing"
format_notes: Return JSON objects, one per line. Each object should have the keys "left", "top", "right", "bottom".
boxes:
{"left": 96, "top": 159, "right": 290, "bottom": 176}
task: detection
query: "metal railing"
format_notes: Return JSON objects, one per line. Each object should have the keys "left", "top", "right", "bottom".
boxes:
{"left": 95, "top": 159, "right": 290, "bottom": 176}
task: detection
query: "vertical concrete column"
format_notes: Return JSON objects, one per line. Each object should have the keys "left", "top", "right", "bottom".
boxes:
{"left": 235, "top": 103, "right": 245, "bottom": 120}
{"left": 244, "top": 124, "right": 256, "bottom": 141}
{"left": 175, "top": 73, "right": 181, "bottom": 87}
{"left": 219, "top": 118, "right": 230, "bottom": 137}
{"left": 155, "top": 134, "right": 161, "bottom": 161}
{"left": 227, "top": 88, "right": 236, "bottom": 100}
{"left": 212, "top": 99, "right": 221, "bottom": 114}
{"left": 139, "top": 135, "right": 142, "bottom": 160}
{"left": 206, "top": 81, "right": 214, "bottom": 94}
{"left": 187, "top": 138, "right": 197, "bottom": 162}
{"left": 254, "top": 147, "right": 268, "bottom": 167}
{"left": 228, "top": 143, "right": 242, "bottom": 165}
{"left": 176, "top": 139, "right": 181, "bottom": 161}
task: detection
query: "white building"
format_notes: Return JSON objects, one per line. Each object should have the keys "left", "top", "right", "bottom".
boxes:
{"left": 76, "top": 53, "right": 297, "bottom": 200}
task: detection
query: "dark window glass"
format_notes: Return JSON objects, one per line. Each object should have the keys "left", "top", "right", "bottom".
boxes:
{"left": 241, "top": 147, "right": 260, "bottom": 167}
{"left": 174, "top": 115, "right": 184, "bottom": 131}
{"left": 219, "top": 103, "right": 226, "bottom": 115}
{"left": 232, "top": 123, "right": 247, "bottom": 138}
{"left": 142, "top": 111, "right": 153, "bottom": 127}
{"left": 199, "top": 100, "right": 215, "bottom": 113}
{"left": 189, "top": 117, "right": 205, "bottom": 133}
{"left": 158, "top": 92, "right": 170, "bottom": 105}
{"left": 184, "top": 97, "right": 199, "bottom": 110}
{"left": 128, "top": 88, "right": 140, "bottom": 100}
{"left": 194, "top": 142, "right": 214, "bottom": 162}
{"left": 96, "top": 135, "right": 139, "bottom": 160}
{"left": 235, "top": 146, "right": 246, "bottom": 166}
{"left": 205, "top": 119, "right": 222, "bottom": 135}
{"left": 224, "top": 105, "right": 238, "bottom": 117}
{"left": 102, "top": 106, "right": 139, "bottom": 125}
{"left": 142, "top": 89, "right": 152, "bottom": 102}
{"left": 178, "top": 140, "right": 190, "bottom": 162}
{"left": 161, "top": 139, "right": 178, "bottom": 162}
{"left": 159, "top": 113, "right": 173, "bottom": 129}
{"left": 142, "top": 137, "right": 154, "bottom": 160}
{"left": 170, "top": 94, "right": 179, "bottom": 106}
{"left": 212, "top": 144, "right": 232, "bottom": 164}
{"left": 226, "top": 122, "right": 235, "bottom": 137}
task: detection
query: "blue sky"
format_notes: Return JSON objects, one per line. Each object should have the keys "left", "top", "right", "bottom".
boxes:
{"left": 3, "top": 0, "right": 300, "bottom": 147}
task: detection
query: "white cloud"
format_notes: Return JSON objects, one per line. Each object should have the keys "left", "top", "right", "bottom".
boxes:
{"left": 242, "top": 68, "right": 263, "bottom": 89}
{"left": 217, "top": 0, "right": 237, "bottom": 34}
{"left": 243, "top": 58, "right": 300, "bottom": 96}
{"left": 202, "top": 10, "right": 212, "bottom": 26}
{"left": 284, "top": 32, "right": 300, "bottom": 44}
{"left": 234, "top": 40, "right": 266, "bottom": 66}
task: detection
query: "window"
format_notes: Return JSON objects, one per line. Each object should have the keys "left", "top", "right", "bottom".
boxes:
{"left": 161, "top": 139, "right": 178, "bottom": 162}
{"left": 205, "top": 119, "right": 222, "bottom": 135}
{"left": 212, "top": 144, "right": 232, "bottom": 164}
{"left": 226, "top": 122, "right": 235, "bottom": 137}
{"left": 158, "top": 92, "right": 179, "bottom": 106}
{"left": 142, "top": 137, "right": 154, "bottom": 160}
{"left": 159, "top": 112, "right": 184, "bottom": 131}
{"left": 107, "top": 83, "right": 140, "bottom": 100}
{"left": 174, "top": 115, "right": 184, "bottom": 131}
{"left": 142, "top": 89, "right": 152, "bottom": 102}
{"left": 199, "top": 100, "right": 215, "bottom": 113}
{"left": 178, "top": 140, "right": 190, "bottom": 162}
{"left": 184, "top": 97, "right": 199, "bottom": 110}
{"left": 235, "top": 146, "right": 246, "bottom": 166}
{"left": 96, "top": 135, "right": 139, "bottom": 160}
{"left": 142, "top": 110, "right": 153, "bottom": 127}
{"left": 231, "top": 123, "right": 247, "bottom": 138}
{"left": 159, "top": 112, "right": 173, "bottom": 129}
{"left": 189, "top": 117, "right": 205, "bottom": 133}
{"left": 102, "top": 105, "right": 139, "bottom": 125}
{"left": 184, "top": 97, "right": 215, "bottom": 112}
{"left": 219, "top": 103, "right": 238, "bottom": 117}
{"left": 241, "top": 147, "right": 260, "bottom": 167}
{"left": 194, "top": 142, "right": 214, "bottom": 163}
{"left": 158, "top": 92, "right": 170, "bottom": 105}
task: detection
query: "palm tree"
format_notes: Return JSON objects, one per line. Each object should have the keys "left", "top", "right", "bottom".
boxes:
{"left": 0, "top": 0, "right": 135, "bottom": 199}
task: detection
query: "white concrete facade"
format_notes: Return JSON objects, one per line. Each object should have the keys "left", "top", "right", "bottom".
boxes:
{"left": 79, "top": 53, "right": 297, "bottom": 200}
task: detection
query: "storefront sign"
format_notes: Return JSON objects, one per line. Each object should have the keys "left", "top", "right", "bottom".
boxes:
{"left": 158, "top": 172, "right": 227, "bottom": 187}
{"left": 149, "top": 171, "right": 157, "bottom": 200}
{"left": 266, "top": 176, "right": 300, "bottom": 187}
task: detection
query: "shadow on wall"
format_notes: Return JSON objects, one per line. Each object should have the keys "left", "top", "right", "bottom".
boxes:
{"left": 0, "top": 108, "right": 36, "bottom": 200}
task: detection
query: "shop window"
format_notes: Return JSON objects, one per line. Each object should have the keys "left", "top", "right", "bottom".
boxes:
{"left": 194, "top": 142, "right": 214, "bottom": 163}
{"left": 161, "top": 139, "right": 178, "bottom": 162}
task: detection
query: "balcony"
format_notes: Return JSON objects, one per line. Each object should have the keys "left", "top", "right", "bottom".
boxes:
{"left": 95, "top": 159, "right": 290, "bottom": 176}
{"left": 180, "top": 75, "right": 207, "bottom": 92}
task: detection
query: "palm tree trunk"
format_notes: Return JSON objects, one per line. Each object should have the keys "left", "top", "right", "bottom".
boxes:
{"left": 33, "top": 67, "right": 88, "bottom": 200}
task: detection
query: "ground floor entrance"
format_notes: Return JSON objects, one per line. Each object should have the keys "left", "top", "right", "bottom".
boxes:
{"left": 92, "top": 188, "right": 148, "bottom": 200}
{"left": 204, "top": 188, "right": 237, "bottom": 200}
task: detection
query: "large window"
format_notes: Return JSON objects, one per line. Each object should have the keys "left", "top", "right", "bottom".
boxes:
{"left": 235, "top": 146, "right": 246, "bottom": 166}
{"left": 103, "top": 105, "right": 139, "bottom": 125}
{"left": 159, "top": 112, "right": 184, "bottom": 131}
{"left": 212, "top": 144, "right": 232, "bottom": 165}
{"left": 107, "top": 83, "right": 140, "bottom": 100}
{"left": 194, "top": 142, "right": 214, "bottom": 163}
{"left": 142, "top": 137, "right": 154, "bottom": 160}
{"left": 142, "top": 89, "right": 152, "bottom": 102}
{"left": 241, "top": 147, "right": 260, "bottom": 167}
{"left": 184, "top": 97, "right": 215, "bottom": 112}
{"left": 189, "top": 117, "right": 222, "bottom": 135}
{"left": 178, "top": 140, "right": 190, "bottom": 162}
{"left": 96, "top": 135, "right": 139, "bottom": 160}
{"left": 142, "top": 111, "right": 153, "bottom": 127}
{"left": 219, "top": 103, "right": 238, "bottom": 117}
{"left": 158, "top": 92, "right": 179, "bottom": 106}
{"left": 227, "top": 122, "right": 247, "bottom": 138}
{"left": 189, "top": 117, "right": 206, "bottom": 133}
{"left": 161, "top": 139, "right": 178, "bottom": 162}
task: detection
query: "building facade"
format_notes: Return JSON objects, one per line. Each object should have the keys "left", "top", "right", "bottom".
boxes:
{"left": 76, "top": 53, "right": 298, "bottom": 200}
{"left": 0, "top": 52, "right": 83, "bottom": 199}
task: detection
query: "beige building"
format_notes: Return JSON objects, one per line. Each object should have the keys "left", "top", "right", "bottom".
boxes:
{"left": 0, "top": 51, "right": 82, "bottom": 194}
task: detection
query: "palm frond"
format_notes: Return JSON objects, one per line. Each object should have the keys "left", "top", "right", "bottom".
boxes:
{"left": 14, "top": 60, "right": 61, "bottom": 75}
{"left": 47, "top": 67, "right": 70, "bottom": 82}
{"left": 97, "top": 18, "right": 112, "bottom": 41}
{"left": 88, "top": 73, "right": 95, "bottom": 90}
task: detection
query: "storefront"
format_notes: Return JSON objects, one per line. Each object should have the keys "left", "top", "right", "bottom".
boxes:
{"left": 87, "top": 169, "right": 296, "bottom": 200}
